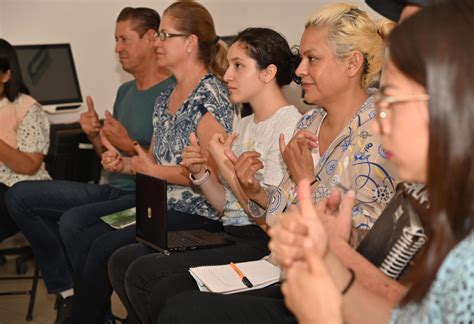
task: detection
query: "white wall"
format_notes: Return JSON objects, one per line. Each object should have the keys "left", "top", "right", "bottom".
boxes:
{"left": 0, "top": 0, "right": 381, "bottom": 124}
{"left": 0, "top": 1, "right": 4, "bottom": 36}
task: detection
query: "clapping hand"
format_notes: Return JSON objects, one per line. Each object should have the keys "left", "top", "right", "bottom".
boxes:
{"left": 279, "top": 130, "right": 318, "bottom": 184}
{"left": 102, "top": 110, "right": 133, "bottom": 153}
{"left": 208, "top": 132, "right": 239, "bottom": 160}
{"left": 130, "top": 142, "right": 155, "bottom": 176}
{"left": 268, "top": 180, "right": 355, "bottom": 269}
{"left": 100, "top": 130, "right": 122, "bottom": 172}
{"left": 279, "top": 180, "right": 344, "bottom": 324}
{"left": 80, "top": 96, "right": 101, "bottom": 138}
{"left": 225, "top": 149, "right": 265, "bottom": 202}
{"left": 181, "top": 132, "right": 207, "bottom": 176}
{"left": 283, "top": 248, "right": 343, "bottom": 324}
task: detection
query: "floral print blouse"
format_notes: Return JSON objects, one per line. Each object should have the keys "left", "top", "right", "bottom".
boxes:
{"left": 0, "top": 95, "right": 51, "bottom": 187}
{"left": 152, "top": 73, "right": 235, "bottom": 219}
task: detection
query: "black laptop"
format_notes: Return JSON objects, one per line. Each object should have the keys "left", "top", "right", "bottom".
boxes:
{"left": 135, "top": 172, "right": 233, "bottom": 255}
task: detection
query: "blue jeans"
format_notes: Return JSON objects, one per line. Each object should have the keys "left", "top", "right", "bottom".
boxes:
{"left": 5, "top": 180, "right": 134, "bottom": 293}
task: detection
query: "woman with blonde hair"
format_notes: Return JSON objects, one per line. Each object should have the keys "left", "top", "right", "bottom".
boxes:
{"left": 272, "top": 0, "right": 474, "bottom": 323}
{"left": 157, "top": 3, "right": 398, "bottom": 323}
{"left": 257, "top": 3, "right": 398, "bottom": 238}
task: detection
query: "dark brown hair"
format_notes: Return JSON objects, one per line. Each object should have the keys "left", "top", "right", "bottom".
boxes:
{"left": 116, "top": 7, "right": 160, "bottom": 37}
{"left": 231, "top": 28, "right": 298, "bottom": 87}
{"left": 389, "top": 0, "right": 474, "bottom": 304}
{"left": 163, "top": 1, "right": 227, "bottom": 78}
{"left": 0, "top": 38, "right": 30, "bottom": 102}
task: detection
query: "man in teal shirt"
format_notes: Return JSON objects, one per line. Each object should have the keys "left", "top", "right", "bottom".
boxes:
{"left": 6, "top": 7, "right": 174, "bottom": 323}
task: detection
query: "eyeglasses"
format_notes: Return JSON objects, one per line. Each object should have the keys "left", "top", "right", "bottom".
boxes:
{"left": 154, "top": 31, "right": 189, "bottom": 41}
{"left": 373, "top": 90, "right": 430, "bottom": 132}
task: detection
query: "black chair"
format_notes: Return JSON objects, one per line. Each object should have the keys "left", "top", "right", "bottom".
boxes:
{"left": 45, "top": 122, "right": 102, "bottom": 183}
{"left": 0, "top": 245, "right": 33, "bottom": 274}
{"left": 0, "top": 249, "right": 40, "bottom": 321}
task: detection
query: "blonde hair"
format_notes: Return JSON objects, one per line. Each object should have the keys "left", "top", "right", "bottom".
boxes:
{"left": 306, "top": 3, "right": 395, "bottom": 88}
{"left": 164, "top": 1, "right": 228, "bottom": 79}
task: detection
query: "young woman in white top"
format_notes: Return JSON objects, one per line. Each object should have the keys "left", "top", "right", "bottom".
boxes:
{"left": 182, "top": 27, "right": 302, "bottom": 225}
{"left": 114, "top": 27, "right": 302, "bottom": 324}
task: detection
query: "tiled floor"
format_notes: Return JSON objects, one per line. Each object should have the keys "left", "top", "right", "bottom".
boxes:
{"left": 0, "top": 243, "right": 126, "bottom": 324}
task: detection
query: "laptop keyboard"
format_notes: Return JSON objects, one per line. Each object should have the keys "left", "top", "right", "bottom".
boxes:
{"left": 168, "top": 231, "right": 207, "bottom": 248}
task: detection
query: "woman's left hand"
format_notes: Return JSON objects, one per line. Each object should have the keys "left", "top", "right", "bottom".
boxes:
{"left": 268, "top": 181, "right": 355, "bottom": 268}
{"left": 277, "top": 179, "right": 343, "bottom": 324}
{"left": 130, "top": 142, "right": 155, "bottom": 176}
{"left": 282, "top": 253, "right": 343, "bottom": 324}
{"left": 279, "top": 131, "right": 317, "bottom": 184}
{"left": 208, "top": 132, "right": 239, "bottom": 160}
{"left": 269, "top": 179, "right": 329, "bottom": 268}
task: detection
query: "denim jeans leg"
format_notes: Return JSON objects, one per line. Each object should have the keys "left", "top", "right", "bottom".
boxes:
{"left": 69, "top": 225, "right": 137, "bottom": 324}
{"left": 58, "top": 192, "right": 135, "bottom": 271}
{"left": 5, "top": 180, "right": 130, "bottom": 293}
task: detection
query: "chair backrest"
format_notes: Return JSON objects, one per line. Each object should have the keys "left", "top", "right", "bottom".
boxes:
{"left": 45, "top": 122, "right": 101, "bottom": 183}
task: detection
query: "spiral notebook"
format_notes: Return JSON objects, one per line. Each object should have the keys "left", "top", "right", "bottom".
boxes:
{"left": 189, "top": 260, "right": 281, "bottom": 294}
{"left": 356, "top": 190, "right": 427, "bottom": 279}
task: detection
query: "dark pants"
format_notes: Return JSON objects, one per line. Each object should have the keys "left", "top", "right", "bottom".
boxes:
{"left": 0, "top": 183, "right": 18, "bottom": 241}
{"left": 69, "top": 210, "right": 224, "bottom": 324}
{"left": 5, "top": 180, "right": 133, "bottom": 293}
{"left": 108, "top": 225, "right": 270, "bottom": 324}
{"left": 157, "top": 286, "right": 297, "bottom": 324}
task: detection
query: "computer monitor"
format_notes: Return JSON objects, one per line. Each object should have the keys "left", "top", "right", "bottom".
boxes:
{"left": 14, "top": 43, "right": 83, "bottom": 114}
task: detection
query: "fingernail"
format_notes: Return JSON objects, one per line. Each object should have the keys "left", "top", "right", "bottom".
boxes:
{"left": 347, "top": 190, "right": 356, "bottom": 198}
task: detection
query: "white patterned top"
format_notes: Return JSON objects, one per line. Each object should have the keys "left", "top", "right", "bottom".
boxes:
{"left": 0, "top": 97, "right": 51, "bottom": 187}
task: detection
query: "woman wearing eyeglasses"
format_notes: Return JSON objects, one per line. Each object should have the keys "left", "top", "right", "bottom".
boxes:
{"left": 269, "top": 0, "right": 474, "bottom": 323}
{"left": 62, "top": 2, "right": 236, "bottom": 324}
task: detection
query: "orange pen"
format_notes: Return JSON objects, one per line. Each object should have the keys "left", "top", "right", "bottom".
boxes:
{"left": 230, "top": 262, "right": 253, "bottom": 288}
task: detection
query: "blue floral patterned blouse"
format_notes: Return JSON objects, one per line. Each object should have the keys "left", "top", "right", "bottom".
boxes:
{"left": 152, "top": 73, "right": 236, "bottom": 219}
{"left": 391, "top": 232, "right": 474, "bottom": 323}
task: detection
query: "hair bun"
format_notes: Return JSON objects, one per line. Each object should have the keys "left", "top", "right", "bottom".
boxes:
{"left": 289, "top": 46, "right": 302, "bottom": 84}
{"left": 377, "top": 19, "right": 397, "bottom": 41}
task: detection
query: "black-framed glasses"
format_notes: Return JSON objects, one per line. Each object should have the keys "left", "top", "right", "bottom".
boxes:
{"left": 373, "top": 90, "right": 430, "bottom": 132}
{"left": 154, "top": 31, "right": 189, "bottom": 41}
